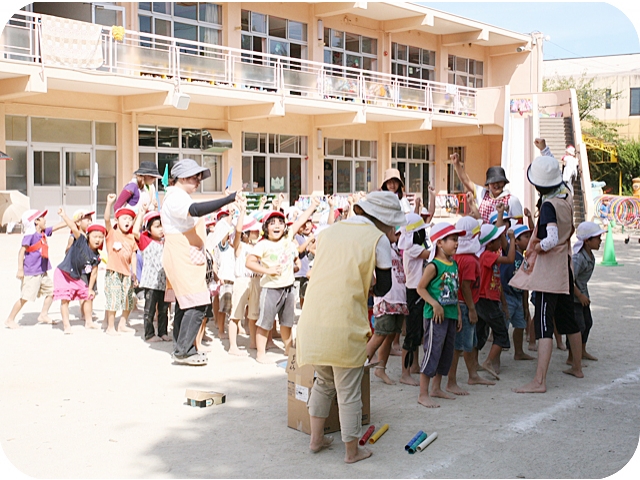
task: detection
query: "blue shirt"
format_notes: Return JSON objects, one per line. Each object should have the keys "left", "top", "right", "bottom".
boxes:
{"left": 57, "top": 235, "right": 101, "bottom": 285}
{"left": 500, "top": 245, "right": 524, "bottom": 298}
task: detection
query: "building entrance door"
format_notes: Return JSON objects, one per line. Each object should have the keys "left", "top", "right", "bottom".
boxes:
{"left": 31, "top": 146, "right": 94, "bottom": 218}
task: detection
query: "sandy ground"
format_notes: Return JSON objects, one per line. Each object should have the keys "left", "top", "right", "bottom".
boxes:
{"left": 1, "top": 228, "right": 639, "bottom": 479}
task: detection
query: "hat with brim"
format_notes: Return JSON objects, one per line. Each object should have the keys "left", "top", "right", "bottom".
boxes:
{"left": 485, "top": 166, "right": 509, "bottom": 186}
{"left": 25, "top": 209, "right": 47, "bottom": 223}
{"left": 380, "top": 168, "right": 405, "bottom": 190}
{"left": 356, "top": 191, "right": 407, "bottom": 228}
{"left": 143, "top": 211, "right": 161, "bottom": 227}
{"left": 513, "top": 224, "right": 531, "bottom": 239}
{"left": 527, "top": 156, "right": 563, "bottom": 188}
{"left": 489, "top": 210, "right": 510, "bottom": 225}
{"left": 115, "top": 207, "right": 136, "bottom": 219}
{"left": 134, "top": 161, "right": 162, "bottom": 178}
{"left": 216, "top": 209, "right": 230, "bottom": 221}
{"left": 573, "top": 221, "right": 606, "bottom": 254}
{"left": 428, "top": 222, "right": 466, "bottom": 261}
{"left": 455, "top": 217, "right": 482, "bottom": 255}
{"left": 479, "top": 224, "right": 506, "bottom": 246}
{"left": 262, "top": 210, "right": 286, "bottom": 224}
{"left": 87, "top": 224, "right": 106, "bottom": 236}
{"left": 170, "top": 158, "right": 211, "bottom": 180}
{"left": 72, "top": 209, "right": 95, "bottom": 222}
{"left": 242, "top": 217, "right": 262, "bottom": 232}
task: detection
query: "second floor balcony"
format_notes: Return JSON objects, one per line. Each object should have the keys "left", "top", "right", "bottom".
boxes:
{"left": 1, "top": 11, "right": 481, "bottom": 124}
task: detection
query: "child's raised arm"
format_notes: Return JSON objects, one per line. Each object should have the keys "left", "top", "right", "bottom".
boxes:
{"left": 57, "top": 207, "right": 81, "bottom": 239}
{"left": 465, "top": 191, "right": 481, "bottom": 220}
{"left": 104, "top": 193, "right": 116, "bottom": 233}
{"left": 132, "top": 202, "right": 148, "bottom": 241}
{"left": 233, "top": 195, "right": 247, "bottom": 256}
{"left": 290, "top": 195, "right": 320, "bottom": 235}
{"left": 417, "top": 263, "right": 444, "bottom": 323}
{"left": 496, "top": 230, "right": 516, "bottom": 265}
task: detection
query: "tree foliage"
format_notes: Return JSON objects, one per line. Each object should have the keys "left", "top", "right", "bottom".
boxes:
{"left": 543, "top": 73, "right": 623, "bottom": 121}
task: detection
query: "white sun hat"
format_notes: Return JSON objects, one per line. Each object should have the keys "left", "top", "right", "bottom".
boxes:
{"left": 398, "top": 213, "right": 428, "bottom": 250}
{"left": 573, "top": 221, "right": 606, "bottom": 254}
{"left": 455, "top": 216, "right": 482, "bottom": 255}
{"left": 476, "top": 223, "right": 506, "bottom": 256}
{"left": 427, "top": 221, "right": 466, "bottom": 261}
{"left": 356, "top": 191, "right": 407, "bottom": 228}
{"left": 527, "top": 155, "right": 563, "bottom": 188}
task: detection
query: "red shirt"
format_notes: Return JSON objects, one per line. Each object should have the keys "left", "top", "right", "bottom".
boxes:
{"left": 136, "top": 231, "right": 161, "bottom": 251}
{"left": 454, "top": 253, "right": 480, "bottom": 304}
{"left": 479, "top": 250, "right": 502, "bottom": 301}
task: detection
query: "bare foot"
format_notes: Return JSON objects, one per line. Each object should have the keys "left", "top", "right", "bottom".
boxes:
{"left": 218, "top": 332, "right": 229, "bottom": 340}
{"left": 63, "top": 326, "right": 73, "bottom": 335}
{"left": 202, "top": 333, "right": 213, "bottom": 342}
{"left": 389, "top": 347, "right": 403, "bottom": 356}
{"left": 5, "top": 320, "right": 21, "bottom": 329}
{"left": 514, "top": 352, "right": 535, "bottom": 360}
{"left": 399, "top": 374, "right": 419, "bottom": 386}
{"left": 492, "top": 360, "right": 501, "bottom": 375}
{"left": 563, "top": 367, "right": 584, "bottom": 378}
{"left": 513, "top": 379, "right": 546, "bottom": 393}
{"left": 161, "top": 334, "right": 171, "bottom": 342}
{"left": 583, "top": 351, "right": 598, "bottom": 361}
{"left": 481, "top": 361, "right": 500, "bottom": 380}
{"left": 265, "top": 341, "right": 281, "bottom": 351}
{"left": 197, "top": 344, "right": 212, "bottom": 352}
{"left": 146, "top": 336, "right": 162, "bottom": 343}
{"left": 446, "top": 384, "right": 469, "bottom": 396}
{"left": 117, "top": 325, "right": 134, "bottom": 333}
{"left": 228, "top": 346, "right": 249, "bottom": 357}
{"left": 556, "top": 343, "right": 567, "bottom": 351}
{"left": 85, "top": 322, "right": 99, "bottom": 330}
{"left": 37, "top": 315, "right": 56, "bottom": 325}
{"left": 310, "top": 435, "right": 334, "bottom": 453}
{"left": 468, "top": 375, "right": 496, "bottom": 386}
{"left": 345, "top": 446, "right": 372, "bottom": 464}
{"left": 418, "top": 394, "right": 440, "bottom": 408}
{"left": 105, "top": 328, "right": 120, "bottom": 336}
{"left": 373, "top": 367, "right": 396, "bottom": 385}
{"left": 565, "top": 360, "right": 587, "bottom": 367}
{"left": 528, "top": 343, "right": 538, "bottom": 352}
{"left": 430, "top": 388, "right": 456, "bottom": 400}
{"left": 256, "top": 354, "right": 270, "bottom": 364}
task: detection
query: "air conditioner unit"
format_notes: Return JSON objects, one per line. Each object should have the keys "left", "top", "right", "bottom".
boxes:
{"left": 172, "top": 92, "right": 190, "bottom": 110}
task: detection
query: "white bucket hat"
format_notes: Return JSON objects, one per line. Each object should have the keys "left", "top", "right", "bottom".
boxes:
{"left": 527, "top": 156, "right": 563, "bottom": 188}
{"left": 573, "top": 221, "right": 606, "bottom": 254}
{"left": 477, "top": 223, "right": 506, "bottom": 256}
{"left": 356, "top": 191, "right": 407, "bottom": 228}
{"left": 398, "top": 213, "right": 428, "bottom": 250}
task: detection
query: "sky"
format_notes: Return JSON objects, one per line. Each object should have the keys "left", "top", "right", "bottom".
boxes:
{"left": 421, "top": 1, "right": 640, "bottom": 60}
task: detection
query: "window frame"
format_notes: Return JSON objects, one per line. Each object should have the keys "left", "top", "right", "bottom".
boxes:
{"left": 391, "top": 142, "right": 435, "bottom": 206}
{"left": 323, "top": 138, "right": 378, "bottom": 194}
{"left": 391, "top": 42, "right": 436, "bottom": 84}
{"left": 323, "top": 28, "right": 378, "bottom": 72}
{"left": 630, "top": 88, "right": 640, "bottom": 116}
{"left": 447, "top": 55, "right": 484, "bottom": 88}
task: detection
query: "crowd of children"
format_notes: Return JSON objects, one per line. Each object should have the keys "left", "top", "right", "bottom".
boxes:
{"left": 5, "top": 139, "right": 606, "bottom": 411}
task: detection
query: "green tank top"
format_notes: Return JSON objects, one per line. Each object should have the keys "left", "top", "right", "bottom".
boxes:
{"left": 423, "top": 258, "right": 460, "bottom": 320}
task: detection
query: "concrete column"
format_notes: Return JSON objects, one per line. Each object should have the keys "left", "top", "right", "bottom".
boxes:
{"left": 435, "top": 128, "right": 448, "bottom": 193}
{"left": 226, "top": 119, "right": 243, "bottom": 191}
{"left": 224, "top": 3, "right": 242, "bottom": 50}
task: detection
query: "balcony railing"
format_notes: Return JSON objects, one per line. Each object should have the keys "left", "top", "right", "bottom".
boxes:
{"left": 1, "top": 11, "right": 477, "bottom": 116}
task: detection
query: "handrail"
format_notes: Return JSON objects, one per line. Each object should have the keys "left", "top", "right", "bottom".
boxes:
{"left": 1, "top": 10, "right": 477, "bottom": 116}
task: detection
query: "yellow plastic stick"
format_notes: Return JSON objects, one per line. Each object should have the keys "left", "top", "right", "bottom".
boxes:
{"left": 368, "top": 424, "right": 389, "bottom": 444}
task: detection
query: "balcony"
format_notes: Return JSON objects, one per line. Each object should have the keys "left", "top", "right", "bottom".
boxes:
{"left": 1, "top": 11, "right": 478, "bottom": 122}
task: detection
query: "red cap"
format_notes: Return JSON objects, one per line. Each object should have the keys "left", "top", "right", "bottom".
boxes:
{"left": 262, "top": 210, "right": 286, "bottom": 223}
{"left": 115, "top": 207, "right": 136, "bottom": 219}
{"left": 27, "top": 209, "right": 48, "bottom": 222}
{"left": 143, "top": 211, "right": 161, "bottom": 226}
{"left": 216, "top": 209, "right": 230, "bottom": 221}
{"left": 87, "top": 224, "right": 107, "bottom": 236}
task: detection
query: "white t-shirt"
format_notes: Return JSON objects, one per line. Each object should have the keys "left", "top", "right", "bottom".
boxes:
{"left": 563, "top": 154, "right": 578, "bottom": 182}
{"left": 400, "top": 196, "right": 412, "bottom": 214}
{"left": 373, "top": 245, "right": 406, "bottom": 306}
{"left": 250, "top": 237, "right": 299, "bottom": 289}
{"left": 235, "top": 242, "right": 256, "bottom": 278}
{"left": 161, "top": 186, "right": 197, "bottom": 234}
{"left": 214, "top": 240, "right": 236, "bottom": 282}
{"left": 339, "top": 216, "right": 392, "bottom": 269}
{"left": 403, "top": 243, "right": 427, "bottom": 289}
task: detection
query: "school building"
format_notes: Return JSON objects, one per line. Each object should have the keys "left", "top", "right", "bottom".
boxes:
{"left": 0, "top": 2, "right": 543, "bottom": 217}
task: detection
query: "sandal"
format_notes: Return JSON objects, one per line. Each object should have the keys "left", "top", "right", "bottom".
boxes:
{"left": 172, "top": 352, "right": 208, "bottom": 366}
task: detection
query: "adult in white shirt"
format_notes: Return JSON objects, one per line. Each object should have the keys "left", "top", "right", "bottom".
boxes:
{"left": 562, "top": 145, "right": 579, "bottom": 190}
{"left": 381, "top": 168, "right": 414, "bottom": 214}
{"left": 161, "top": 158, "right": 239, "bottom": 366}
{"left": 451, "top": 153, "right": 523, "bottom": 225}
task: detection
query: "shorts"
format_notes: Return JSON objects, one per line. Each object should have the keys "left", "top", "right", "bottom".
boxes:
{"left": 374, "top": 314, "right": 404, "bottom": 335}
{"left": 504, "top": 292, "right": 526, "bottom": 329}
{"left": 256, "top": 285, "right": 296, "bottom": 330}
{"left": 230, "top": 276, "right": 261, "bottom": 321}
{"left": 534, "top": 291, "right": 579, "bottom": 339}
{"left": 420, "top": 317, "right": 457, "bottom": 378}
{"left": 218, "top": 282, "right": 233, "bottom": 316}
{"left": 454, "top": 303, "right": 477, "bottom": 352}
{"left": 104, "top": 270, "right": 135, "bottom": 312}
{"left": 295, "top": 276, "right": 309, "bottom": 299}
{"left": 476, "top": 298, "right": 510, "bottom": 350}
{"left": 402, "top": 288, "right": 425, "bottom": 352}
{"left": 20, "top": 272, "right": 54, "bottom": 302}
{"left": 53, "top": 268, "right": 90, "bottom": 302}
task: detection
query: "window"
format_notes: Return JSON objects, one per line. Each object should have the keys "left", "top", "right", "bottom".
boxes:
{"left": 137, "top": 126, "right": 222, "bottom": 192}
{"left": 448, "top": 55, "right": 483, "bottom": 88}
{"left": 391, "top": 143, "right": 434, "bottom": 207}
{"left": 242, "top": 133, "right": 307, "bottom": 200}
{"left": 605, "top": 89, "right": 612, "bottom": 110}
{"left": 630, "top": 88, "right": 640, "bottom": 115}
{"left": 324, "top": 28, "right": 377, "bottom": 71}
{"left": 392, "top": 43, "right": 435, "bottom": 83}
{"left": 324, "top": 138, "right": 377, "bottom": 194}
{"left": 447, "top": 147, "right": 465, "bottom": 193}
{"left": 138, "top": 2, "right": 222, "bottom": 51}
{"left": 241, "top": 10, "right": 308, "bottom": 64}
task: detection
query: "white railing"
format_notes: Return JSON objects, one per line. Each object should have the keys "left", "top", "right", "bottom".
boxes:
{"left": 1, "top": 11, "right": 477, "bottom": 116}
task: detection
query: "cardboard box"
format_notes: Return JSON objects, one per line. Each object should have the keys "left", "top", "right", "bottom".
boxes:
{"left": 185, "top": 389, "right": 226, "bottom": 408}
{"left": 287, "top": 351, "right": 370, "bottom": 435}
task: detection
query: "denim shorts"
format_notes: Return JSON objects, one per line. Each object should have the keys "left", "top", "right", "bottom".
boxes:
{"left": 454, "top": 303, "right": 477, "bottom": 353}
{"left": 505, "top": 292, "right": 526, "bottom": 329}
